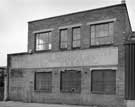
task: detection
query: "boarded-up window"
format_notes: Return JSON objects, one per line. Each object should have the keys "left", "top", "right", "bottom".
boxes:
{"left": 91, "top": 69, "right": 116, "bottom": 94}
{"left": 72, "top": 27, "right": 81, "bottom": 48}
{"left": 36, "top": 31, "right": 52, "bottom": 51}
{"left": 35, "top": 72, "right": 52, "bottom": 92}
{"left": 90, "top": 22, "right": 113, "bottom": 45}
{"left": 60, "top": 70, "right": 81, "bottom": 93}
{"left": 60, "top": 29, "right": 68, "bottom": 49}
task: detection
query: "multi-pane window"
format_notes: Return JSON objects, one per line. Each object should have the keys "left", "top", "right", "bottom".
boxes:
{"left": 91, "top": 69, "right": 116, "bottom": 94}
{"left": 35, "top": 72, "right": 52, "bottom": 92}
{"left": 90, "top": 22, "right": 113, "bottom": 45}
{"left": 60, "top": 70, "right": 81, "bottom": 93}
{"left": 36, "top": 32, "right": 52, "bottom": 51}
{"left": 72, "top": 27, "right": 81, "bottom": 48}
{"left": 60, "top": 29, "right": 68, "bottom": 49}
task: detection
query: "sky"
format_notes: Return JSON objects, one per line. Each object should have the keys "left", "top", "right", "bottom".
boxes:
{"left": 0, "top": 0, "right": 135, "bottom": 66}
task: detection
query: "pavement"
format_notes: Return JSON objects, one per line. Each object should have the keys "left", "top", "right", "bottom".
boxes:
{"left": 0, "top": 101, "right": 96, "bottom": 107}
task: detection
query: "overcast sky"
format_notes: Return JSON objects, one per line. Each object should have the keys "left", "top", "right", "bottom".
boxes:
{"left": 0, "top": 0, "right": 135, "bottom": 66}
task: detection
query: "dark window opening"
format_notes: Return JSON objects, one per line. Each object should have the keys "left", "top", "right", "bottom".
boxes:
{"left": 60, "top": 70, "right": 81, "bottom": 93}
{"left": 35, "top": 72, "right": 52, "bottom": 92}
{"left": 91, "top": 69, "right": 116, "bottom": 94}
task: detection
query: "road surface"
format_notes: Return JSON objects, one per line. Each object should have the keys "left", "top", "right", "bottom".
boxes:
{"left": 0, "top": 101, "right": 96, "bottom": 107}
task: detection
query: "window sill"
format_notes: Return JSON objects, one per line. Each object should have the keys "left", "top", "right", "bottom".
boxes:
{"left": 60, "top": 48, "right": 68, "bottom": 51}
{"left": 34, "top": 49, "right": 52, "bottom": 53}
{"left": 90, "top": 43, "right": 113, "bottom": 48}
{"left": 72, "top": 47, "right": 81, "bottom": 50}
{"left": 91, "top": 91, "right": 115, "bottom": 95}
{"left": 34, "top": 90, "right": 52, "bottom": 93}
{"left": 60, "top": 90, "right": 81, "bottom": 94}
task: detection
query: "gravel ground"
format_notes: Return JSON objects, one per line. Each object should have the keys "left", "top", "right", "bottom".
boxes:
{"left": 0, "top": 101, "right": 95, "bottom": 107}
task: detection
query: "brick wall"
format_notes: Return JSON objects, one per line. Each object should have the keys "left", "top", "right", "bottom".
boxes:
{"left": 8, "top": 46, "right": 125, "bottom": 106}
{"left": 28, "top": 4, "right": 131, "bottom": 52}
{"left": 7, "top": 4, "right": 132, "bottom": 107}
{"left": 9, "top": 66, "right": 126, "bottom": 107}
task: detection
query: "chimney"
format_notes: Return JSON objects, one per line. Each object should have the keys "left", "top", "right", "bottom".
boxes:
{"left": 121, "top": 0, "right": 126, "bottom": 4}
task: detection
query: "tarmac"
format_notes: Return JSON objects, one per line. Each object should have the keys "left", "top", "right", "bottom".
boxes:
{"left": 0, "top": 101, "right": 96, "bottom": 107}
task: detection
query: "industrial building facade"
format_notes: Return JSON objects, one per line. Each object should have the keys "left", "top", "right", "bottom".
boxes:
{"left": 7, "top": 3, "right": 134, "bottom": 107}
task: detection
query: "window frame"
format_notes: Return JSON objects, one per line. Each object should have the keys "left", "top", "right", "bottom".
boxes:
{"left": 91, "top": 69, "right": 116, "bottom": 95}
{"left": 35, "top": 31, "right": 52, "bottom": 51}
{"left": 59, "top": 29, "right": 68, "bottom": 50}
{"left": 60, "top": 70, "right": 81, "bottom": 93}
{"left": 72, "top": 27, "right": 81, "bottom": 49}
{"left": 34, "top": 71, "right": 52, "bottom": 92}
{"left": 90, "top": 22, "right": 114, "bottom": 46}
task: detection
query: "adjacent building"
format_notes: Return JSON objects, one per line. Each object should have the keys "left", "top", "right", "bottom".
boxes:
{"left": 7, "top": 3, "right": 135, "bottom": 107}
{"left": 0, "top": 67, "right": 6, "bottom": 100}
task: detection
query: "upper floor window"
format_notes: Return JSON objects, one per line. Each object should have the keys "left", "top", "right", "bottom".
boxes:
{"left": 60, "top": 29, "right": 68, "bottom": 49}
{"left": 72, "top": 27, "right": 81, "bottom": 48}
{"left": 90, "top": 22, "right": 114, "bottom": 46}
{"left": 36, "top": 31, "right": 52, "bottom": 51}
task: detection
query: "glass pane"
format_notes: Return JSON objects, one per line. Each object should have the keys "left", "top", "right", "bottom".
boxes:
{"left": 43, "top": 44, "right": 49, "bottom": 50}
{"left": 90, "top": 26, "right": 95, "bottom": 38}
{"left": 103, "top": 24, "right": 109, "bottom": 37}
{"left": 90, "top": 22, "right": 113, "bottom": 46}
{"left": 95, "top": 23, "right": 109, "bottom": 37}
{"left": 91, "top": 70, "right": 104, "bottom": 93}
{"left": 104, "top": 70, "right": 116, "bottom": 94}
{"left": 91, "top": 25, "right": 95, "bottom": 32}
{"left": 36, "top": 32, "right": 52, "bottom": 51}
{"left": 48, "top": 43, "right": 52, "bottom": 50}
{"left": 40, "top": 33, "right": 49, "bottom": 43}
{"left": 109, "top": 22, "right": 114, "bottom": 36}
{"left": 60, "top": 29, "right": 68, "bottom": 41}
{"left": 91, "top": 38, "right": 95, "bottom": 45}
{"left": 48, "top": 32, "right": 52, "bottom": 43}
{"left": 61, "top": 42, "right": 68, "bottom": 49}
{"left": 73, "top": 27, "right": 80, "bottom": 40}
{"left": 36, "top": 38, "right": 42, "bottom": 45}
{"left": 73, "top": 40, "right": 80, "bottom": 48}
{"left": 95, "top": 24, "right": 102, "bottom": 37}
{"left": 36, "top": 44, "right": 43, "bottom": 51}
{"left": 95, "top": 36, "right": 113, "bottom": 45}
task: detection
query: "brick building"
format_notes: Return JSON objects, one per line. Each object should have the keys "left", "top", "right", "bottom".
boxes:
{"left": 7, "top": 3, "right": 135, "bottom": 107}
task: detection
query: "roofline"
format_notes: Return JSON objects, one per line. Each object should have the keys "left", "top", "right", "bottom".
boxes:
{"left": 28, "top": 3, "right": 126, "bottom": 23}
{"left": 0, "top": 67, "right": 6, "bottom": 69}
{"left": 8, "top": 52, "right": 28, "bottom": 56}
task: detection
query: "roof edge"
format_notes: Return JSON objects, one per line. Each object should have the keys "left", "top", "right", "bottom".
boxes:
{"left": 28, "top": 3, "right": 126, "bottom": 23}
